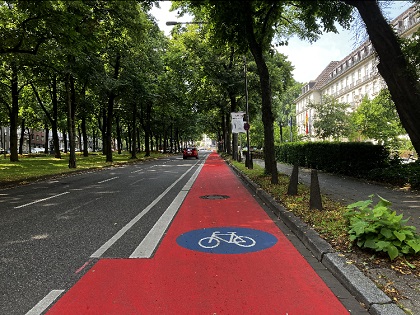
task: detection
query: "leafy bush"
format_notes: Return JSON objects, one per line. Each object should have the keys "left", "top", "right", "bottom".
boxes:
{"left": 345, "top": 195, "right": 420, "bottom": 260}
{"left": 276, "top": 142, "right": 389, "bottom": 177}
{"left": 367, "top": 161, "right": 420, "bottom": 189}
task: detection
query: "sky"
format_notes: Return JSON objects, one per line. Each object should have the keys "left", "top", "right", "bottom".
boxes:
{"left": 150, "top": 1, "right": 414, "bottom": 83}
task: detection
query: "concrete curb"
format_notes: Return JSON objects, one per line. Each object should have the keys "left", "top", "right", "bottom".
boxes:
{"left": 229, "top": 163, "right": 405, "bottom": 315}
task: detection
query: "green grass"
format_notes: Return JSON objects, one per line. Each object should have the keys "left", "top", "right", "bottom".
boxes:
{"left": 0, "top": 151, "right": 164, "bottom": 185}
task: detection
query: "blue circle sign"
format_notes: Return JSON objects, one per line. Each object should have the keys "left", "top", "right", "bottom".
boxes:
{"left": 176, "top": 227, "right": 278, "bottom": 254}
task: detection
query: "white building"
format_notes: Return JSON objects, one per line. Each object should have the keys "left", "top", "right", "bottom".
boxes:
{"left": 295, "top": 5, "right": 419, "bottom": 138}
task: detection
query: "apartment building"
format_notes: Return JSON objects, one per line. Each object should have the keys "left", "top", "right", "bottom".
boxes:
{"left": 295, "top": 5, "right": 419, "bottom": 138}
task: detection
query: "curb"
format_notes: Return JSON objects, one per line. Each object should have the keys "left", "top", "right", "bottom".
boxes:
{"left": 229, "top": 164, "right": 405, "bottom": 315}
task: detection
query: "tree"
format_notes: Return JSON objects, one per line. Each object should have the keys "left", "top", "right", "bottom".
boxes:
{"left": 177, "top": 0, "right": 353, "bottom": 183}
{"left": 351, "top": 89, "right": 405, "bottom": 148}
{"left": 308, "top": 95, "right": 351, "bottom": 141}
{"left": 343, "top": 1, "right": 420, "bottom": 155}
{"left": 275, "top": 81, "right": 303, "bottom": 143}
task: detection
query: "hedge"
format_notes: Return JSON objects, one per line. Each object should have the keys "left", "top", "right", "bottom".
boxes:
{"left": 275, "top": 142, "right": 389, "bottom": 177}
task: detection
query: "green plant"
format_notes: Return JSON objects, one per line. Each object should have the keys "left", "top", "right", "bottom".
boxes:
{"left": 345, "top": 195, "right": 420, "bottom": 260}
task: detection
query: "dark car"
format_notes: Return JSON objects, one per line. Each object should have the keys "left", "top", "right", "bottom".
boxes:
{"left": 183, "top": 147, "right": 198, "bottom": 159}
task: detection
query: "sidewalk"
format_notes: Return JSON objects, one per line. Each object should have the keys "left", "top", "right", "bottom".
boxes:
{"left": 47, "top": 153, "right": 369, "bottom": 314}
{"left": 254, "top": 160, "right": 420, "bottom": 231}
{"left": 251, "top": 159, "right": 420, "bottom": 314}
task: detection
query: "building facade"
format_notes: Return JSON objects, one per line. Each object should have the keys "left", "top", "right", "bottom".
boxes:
{"left": 295, "top": 5, "right": 419, "bottom": 138}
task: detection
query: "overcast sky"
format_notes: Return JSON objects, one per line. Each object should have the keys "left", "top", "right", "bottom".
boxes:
{"left": 150, "top": 1, "right": 414, "bottom": 83}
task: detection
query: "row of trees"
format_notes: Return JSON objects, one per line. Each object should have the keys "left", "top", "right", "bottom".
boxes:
{"left": 1, "top": 1, "right": 419, "bottom": 181}
{"left": 176, "top": 0, "right": 420, "bottom": 183}
{"left": 0, "top": 0, "right": 210, "bottom": 167}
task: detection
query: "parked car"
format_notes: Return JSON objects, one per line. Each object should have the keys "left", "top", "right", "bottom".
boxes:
{"left": 183, "top": 147, "right": 198, "bottom": 159}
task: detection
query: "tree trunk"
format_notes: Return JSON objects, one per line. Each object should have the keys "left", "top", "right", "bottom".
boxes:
{"left": 244, "top": 8, "right": 278, "bottom": 184}
{"left": 51, "top": 77, "right": 61, "bottom": 158}
{"left": 106, "top": 54, "right": 121, "bottom": 162}
{"left": 66, "top": 73, "right": 76, "bottom": 168}
{"left": 131, "top": 102, "right": 137, "bottom": 159}
{"left": 10, "top": 62, "right": 19, "bottom": 162}
{"left": 44, "top": 125, "right": 49, "bottom": 154}
{"left": 116, "top": 114, "right": 122, "bottom": 154}
{"left": 27, "top": 128, "right": 31, "bottom": 153}
{"left": 19, "top": 119, "right": 24, "bottom": 155}
{"left": 225, "top": 112, "right": 231, "bottom": 154}
{"left": 31, "top": 80, "right": 61, "bottom": 158}
{"left": 344, "top": 1, "right": 420, "bottom": 155}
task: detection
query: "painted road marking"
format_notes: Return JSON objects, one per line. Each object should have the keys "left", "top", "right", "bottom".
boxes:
{"left": 97, "top": 176, "right": 119, "bottom": 184}
{"left": 177, "top": 227, "right": 278, "bottom": 254}
{"left": 46, "top": 154, "right": 350, "bottom": 314}
{"left": 129, "top": 161, "right": 204, "bottom": 258}
{"left": 90, "top": 162, "right": 199, "bottom": 258}
{"left": 14, "top": 192, "right": 70, "bottom": 209}
{"left": 25, "top": 290, "right": 64, "bottom": 315}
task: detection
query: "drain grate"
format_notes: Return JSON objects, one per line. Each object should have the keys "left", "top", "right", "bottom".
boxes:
{"left": 200, "top": 195, "right": 230, "bottom": 200}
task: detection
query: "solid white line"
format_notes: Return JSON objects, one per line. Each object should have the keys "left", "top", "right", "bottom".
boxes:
{"left": 14, "top": 192, "right": 70, "bottom": 209}
{"left": 98, "top": 176, "right": 119, "bottom": 184}
{"left": 90, "top": 163, "right": 198, "bottom": 258}
{"left": 25, "top": 290, "right": 64, "bottom": 315}
{"left": 130, "top": 160, "right": 205, "bottom": 258}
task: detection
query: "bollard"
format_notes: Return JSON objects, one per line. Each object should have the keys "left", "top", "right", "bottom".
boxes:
{"left": 287, "top": 163, "right": 299, "bottom": 195}
{"left": 310, "top": 169, "right": 323, "bottom": 210}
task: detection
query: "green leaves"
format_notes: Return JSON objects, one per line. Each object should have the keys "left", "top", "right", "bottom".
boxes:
{"left": 346, "top": 195, "right": 420, "bottom": 261}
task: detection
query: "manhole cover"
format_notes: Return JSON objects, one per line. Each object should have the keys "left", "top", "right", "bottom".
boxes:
{"left": 200, "top": 195, "right": 230, "bottom": 200}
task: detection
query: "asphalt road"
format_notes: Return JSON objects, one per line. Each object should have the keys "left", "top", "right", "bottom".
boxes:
{"left": 0, "top": 153, "right": 208, "bottom": 315}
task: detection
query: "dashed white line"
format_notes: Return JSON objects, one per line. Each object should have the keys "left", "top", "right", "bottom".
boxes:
{"left": 90, "top": 163, "right": 198, "bottom": 258}
{"left": 25, "top": 290, "right": 64, "bottom": 315}
{"left": 97, "top": 176, "right": 119, "bottom": 184}
{"left": 14, "top": 192, "right": 70, "bottom": 209}
{"left": 129, "top": 161, "right": 204, "bottom": 258}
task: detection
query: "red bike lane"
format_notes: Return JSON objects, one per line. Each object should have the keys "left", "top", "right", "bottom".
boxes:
{"left": 47, "top": 153, "right": 349, "bottom": 314}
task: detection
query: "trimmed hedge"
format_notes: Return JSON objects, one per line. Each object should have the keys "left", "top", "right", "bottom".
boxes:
{"left": 276, "top": 142, "right": 389, "bottom": 177}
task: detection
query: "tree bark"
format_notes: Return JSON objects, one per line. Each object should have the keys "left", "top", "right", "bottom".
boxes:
{"left": 106, "top": 54, "right": 121, "bottom": 162}
{"left": 66, "top": 73, "right": 76, "bottom": 168}
{"left": 10, "top": 62, "right": 19, "bottom": 162}
{"left": 343, "top": 1, "right": 420, "bottom": 155}
{"left": 51, "top": 76, "right": 61, "bottom": 158}
{"left": 131, "top": 102, "right": 137, "bottom": 159}
{"left": 244, "top": 6, "right": 278, "bottom": 184}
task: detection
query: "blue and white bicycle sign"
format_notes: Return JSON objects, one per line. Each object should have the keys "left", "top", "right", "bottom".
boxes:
{"left": 176, "top": 227, "right": 278, "bottom": 254}
{"left": 198, "top": 231, "right": 256, "bottom": 248}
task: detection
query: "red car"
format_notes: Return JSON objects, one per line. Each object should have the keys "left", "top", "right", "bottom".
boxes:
{"left": 183, "top": 147, "right": 199, "bottom": 159}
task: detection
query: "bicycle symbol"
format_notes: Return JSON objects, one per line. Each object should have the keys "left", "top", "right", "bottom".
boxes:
{"left": 198, "top": 231, "right": 256, "bottom": 248}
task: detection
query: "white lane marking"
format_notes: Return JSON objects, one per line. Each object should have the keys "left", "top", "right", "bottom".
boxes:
{"left": 25, "top": 290, "right": 64, "bottom": 315}
{"left": 129, "top": 162, "right": 204, "bottom": 258}
{"left": 14, "top": 192, "right": 70, "bottom": 209}
{"left": 97, "top": 176, "right": 119, "bottom": 184}
{"left": 90, "top": 163, "right": 199, "bottom": 258}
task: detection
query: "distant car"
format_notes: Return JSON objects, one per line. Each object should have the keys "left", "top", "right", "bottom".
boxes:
{"left": 183, "top": 147, "right": 198, "bottom": 159}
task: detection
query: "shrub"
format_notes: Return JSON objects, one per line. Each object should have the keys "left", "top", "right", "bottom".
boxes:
{"left": 276, "top": 142, "right": 389, "bottom": 177}
{"left": 367, "top": 161, "right": 420, "bottom": 189}
{"left": 345, "top": 195, "right": 420, "bottom": 260}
